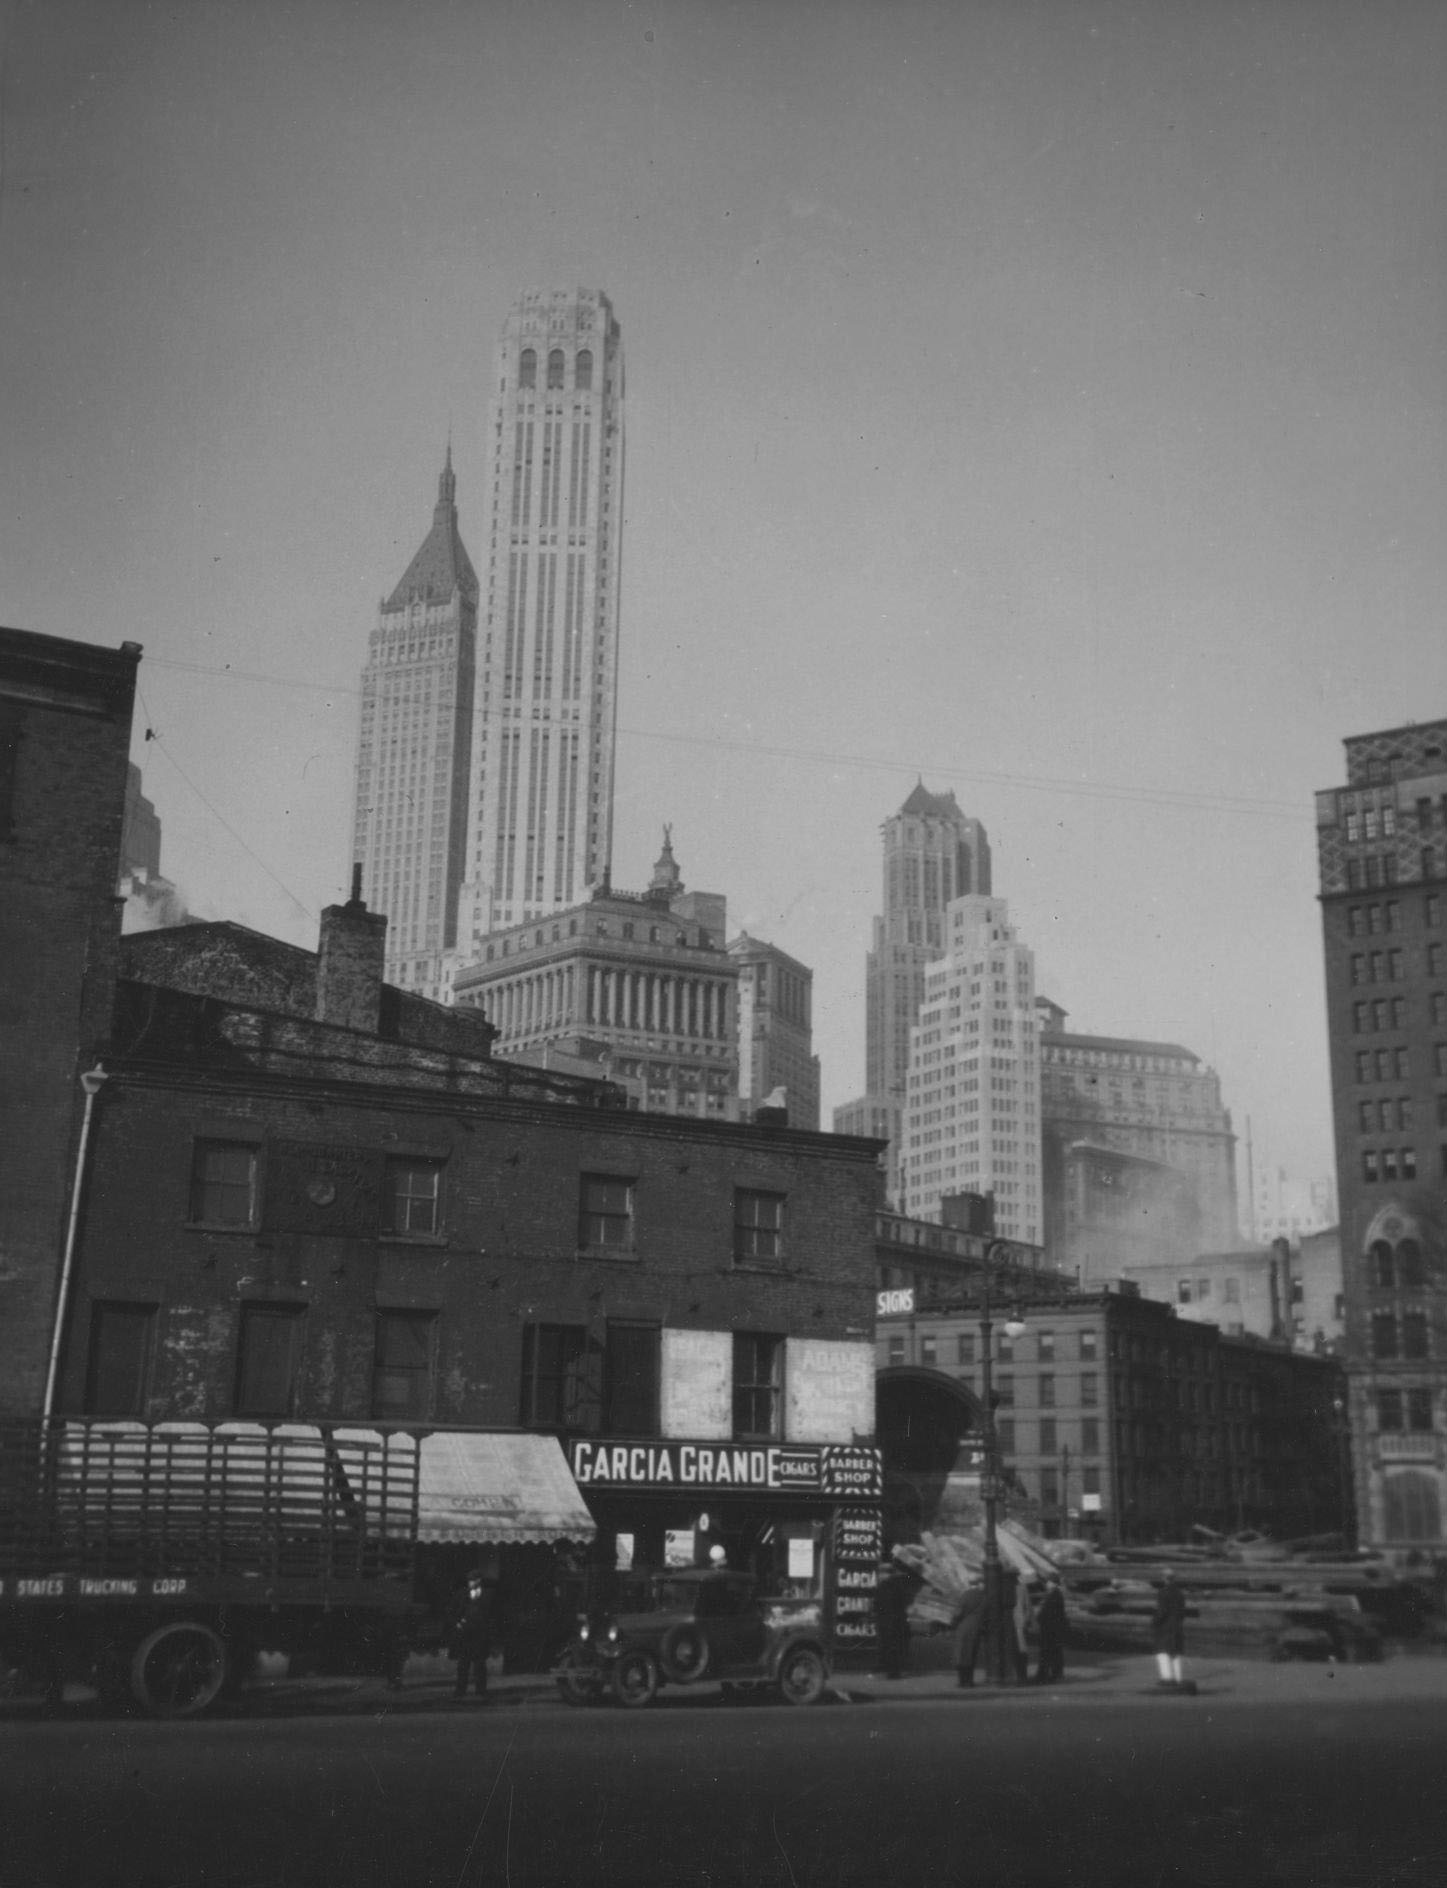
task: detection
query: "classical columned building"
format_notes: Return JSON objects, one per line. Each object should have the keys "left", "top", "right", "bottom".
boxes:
{"left": 453, "top": 836, "right": 741, "bottom": 1120}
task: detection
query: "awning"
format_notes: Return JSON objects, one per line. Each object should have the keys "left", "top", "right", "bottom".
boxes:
{"left": 415, "top": 1432, "right": 596, "bottom": 1546}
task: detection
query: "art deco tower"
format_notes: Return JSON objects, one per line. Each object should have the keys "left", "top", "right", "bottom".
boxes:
{"left": 350, "top": 449, "right": 477, "bottom": 997}
{"left": 458, "top": 289, "right": 625, "bottom": 944}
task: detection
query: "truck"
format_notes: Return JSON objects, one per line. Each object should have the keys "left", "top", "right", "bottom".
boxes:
{"left": 0, "top": 1417, "right": 423, "bottom": 1716}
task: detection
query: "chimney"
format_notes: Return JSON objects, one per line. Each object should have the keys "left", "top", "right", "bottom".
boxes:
{"left": 315, "top": 865, "right": 387, "bottom": 1033}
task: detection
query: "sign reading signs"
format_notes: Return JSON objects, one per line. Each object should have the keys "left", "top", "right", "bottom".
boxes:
{"left": 876, "top": 1288, "right": 915, "bottom": 1317}
{"left": 569, "top": 1439, "right": 882, "bottom": 1499}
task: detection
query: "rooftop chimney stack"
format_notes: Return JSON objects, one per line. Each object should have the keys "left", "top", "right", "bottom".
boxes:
{"left": 315, "top": 868, "right": 387, "bottom": 1033}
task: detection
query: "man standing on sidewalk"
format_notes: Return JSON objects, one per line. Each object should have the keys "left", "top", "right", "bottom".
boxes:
{"left": 1034, "top": 1576, "right": 1067, "bottom": 1684}
{"left": 449, "top": 1571, "right": 496, "bottom": 1701}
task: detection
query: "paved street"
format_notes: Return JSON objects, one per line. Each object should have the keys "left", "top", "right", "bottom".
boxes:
{"left": 6, "top": 1654, "right": 1447, "bottom": 1886}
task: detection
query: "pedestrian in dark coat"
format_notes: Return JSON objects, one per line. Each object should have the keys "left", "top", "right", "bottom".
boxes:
{"left": 450, "top": 1571, "right": 495, "bottom": 1699}
{"left": 874, "top": 1559, "right": 912, "bottom": 1679}
{"left": 1034, "top": 1576, "right": 1067, "bottom": 1683}
{"left": 1151, "top": 1569, "right": 1187, "bottom": 1687}
{"left": 951, "top": 1582, "right": 987, "bottom": 1687}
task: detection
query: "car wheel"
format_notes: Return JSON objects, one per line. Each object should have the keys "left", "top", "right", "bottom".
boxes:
{"left": 660, "top": 1622, "right": 710, "bottom": 1683}
{"left": 611, "top": 1651, "right": 660, "bottom": 1709}
{"left": 777, "top": 1645, "right": 827, "bottom": 1707}
{"left": 129, "top": 1622, "right": 227, "bottom": 1719}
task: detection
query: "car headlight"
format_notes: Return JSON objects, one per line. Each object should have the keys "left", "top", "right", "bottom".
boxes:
{"left": 606, "top": 1623, "right": 620, "bottom": 1643}
{"left": 579, "top": 1623, "right": 591, "bottom": 1642}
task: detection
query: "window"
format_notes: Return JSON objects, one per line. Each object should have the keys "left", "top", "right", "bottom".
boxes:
{"left": 1409, "top": 1388, "right": 1435, "bottom": 1433}
{"left": 1399, "top": 1239, "right": 1425, "bottom": 1289}
{"left": 888, "top": 1335, "right": 905, "bottom": 1365}
{"left": 1383, "top": 1469, "right": 1442, "bottom": 1543}
{"left": 1371, "top": 1313, "right": 1399, "bottom": 1360}
{"left": 190, "top": 1140, "right": 257, "bottom": 1227}
{"left": 995, "top": 1419, "right": 1015, "bottom": 1456}
{"left": 1037, "top": 1331, "right": 1055, "bottom": 1362}
{"left": 1081, "top": 1418, "right": 1100, "bottom": 1454}
{"left": 579, "top": 1174, "right": 635, "bottom": 1249}
{"left": 604, "top": 1323, "right": 660, "bottom": 1436}
{"left": 957, "top": 1332, "right": 976, "bottom": 1365}
{"left": 1039, "top": 1418, "right": 1057, "bottom": 1453}
{"left": 733, "top": 1333, "right": 783, "bottom": 1439}
{"left": 384, "top": 1157, "right": 442, "bottom": 1236}
{"left": 1224, "top": 1278, "right": 1240, "bottom": 1304}
{"left": 85, "top": 1302, "right": 156, "bottom": 1416}
{"left": 235, "top": 1304, "right": 304, "bottom": 1416}
{"left": 521, "top": 1323, "right": 593, "bottom": 1430}
{"left": 1403, "top": 1313, "right": 1430, "bottom": 1360}
{"left": 575, "top": 349, "right": 593, "bottom": 390}
{"left": 1082, "top": 1465, "right": 1101, "bottom": 1496}
{"left": 1370, "top": 1240, "right": 1396, "bottom": 1289}
{"left": 919, "top": 1335, "right": 937, "bottom": 1367}
{"left": 372, "top": 1311, "right": 437, "bottom": 1420}
{"left": 996, "top": 1333, "right": 1013, "bottom": 1361}
{"left": 1363, "top": 1151, "right": 1379, "bottom": 1183}
{"left": 547, "top": 349, "right": 565, "bottom": 389}
{"left": 1081, "top": 1372, "right": 1099, "bottom": 1407}
{"left": 993, "top": 1374, "right": 1014, "bottom": 1408}
{"left": 519, "top": 348, "right": 536, "bottom": 389}
{"left": 1039, "top": 1373, "right": 1056, "bottom": 1408}
{"left": 1079, "top": 1330, "right": 1098, "bottom": 1362}
{"left": 1039, "top": 1466, "right": 1060, "bottom": 1506}
{"left": 733, "top": 1189, "right": 785, "bottom": 1264}
{"left": 1377, "top": 1389, "right": 1404, "bottom": 1431}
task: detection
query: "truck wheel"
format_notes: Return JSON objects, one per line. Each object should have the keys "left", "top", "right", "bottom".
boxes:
{"left": 660, "top": 1622, "right": 710, "bottom": 1683}
{"left": 611, "top": 1651, "right": 659, "bottom": 1709}
{"left": 555, "top": 1645, "right": 594, "bottom": 1706}
{"left": 130, "top": 1622, "right": 227, "bottom": 1719}
{"left": 777, "top": 1645, "right": 827, "bottom": 1707}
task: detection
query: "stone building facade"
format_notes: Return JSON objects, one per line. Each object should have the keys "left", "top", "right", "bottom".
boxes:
{"left": 730, "top": 933, "right": 821, "bottom": 1130}
{"left": 1317, "top": 716, "right": 1447, "bottom": 1552}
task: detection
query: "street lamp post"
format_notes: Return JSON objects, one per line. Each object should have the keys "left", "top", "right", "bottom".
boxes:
{"left": 978, "top": 1237, "right": 1025, "bottom": 1685}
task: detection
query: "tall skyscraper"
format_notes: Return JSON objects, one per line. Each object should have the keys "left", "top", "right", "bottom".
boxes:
{"left": 835, "top": 785, "right": 990, "bottom": 1199}
{"left": 1317, "top": 716, "right": 1447, "bottom": 1550}
{"left": 899, "top": 893, "right": 1042, "bottom": 1242}
{"left": 350, "top": 450, "right": 477, "bottom": 997}
{"left": 458, "top": 288, "right": 625, "bottom": 946}
{"left": 731, "top": 933, "right": 821, "bottom": 1129}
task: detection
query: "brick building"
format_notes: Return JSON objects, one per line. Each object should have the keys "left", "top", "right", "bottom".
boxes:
{"left": 874, "top": 1210, "right": 1347, "bottom": 1546}
{"left": 0, "top": 627, "right": 141, "bottom": 1416}
{"left": 1317, "top": 716, "right": 1447, "bottom": 1551}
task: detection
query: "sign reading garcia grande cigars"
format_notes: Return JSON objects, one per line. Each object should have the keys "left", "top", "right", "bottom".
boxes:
{"left": 569, "top": 1439, "right": 881, "bottom": 1498}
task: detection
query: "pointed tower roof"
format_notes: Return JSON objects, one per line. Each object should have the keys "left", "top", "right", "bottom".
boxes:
{"left": 384, "top": 446, "right": 478, "bottom": 610}
{"left": 899, "top": 780, "right": 963, "bottom": 819}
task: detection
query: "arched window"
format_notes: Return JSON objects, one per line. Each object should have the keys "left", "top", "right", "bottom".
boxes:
{"left": 1384, "top": 1469, "right": 1442, "bottom": 1543}
{"left": 576, "top": 349, "right": 593, "bottom": 390}
{"left": 547, "top": 349, "right": 565, "bottom": 390}
{"left": 519, "top": 349, "right": 537, "bottom": 390}
{"left": 1369, "top": 1240, "right": 1396, "bottom": 1289}
{"left": 1397, "top": 1238, "right": 1425, "bottom": 1289}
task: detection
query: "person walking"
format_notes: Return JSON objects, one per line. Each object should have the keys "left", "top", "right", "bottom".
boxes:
{"left": 449, "top": 1569, "right": 496, "bottom": 1701}
{"left": 951, "top": 1579, "right": 987, "bottom": 1687}
{"left": 874, "top": 1558, "right": 912, "bottom": 1680}
{"left": 1034, "top": 1576, "right": 1067, "bottom": 1684}
{"left": 1010, "top": 1572, "right": 1034, "bottom": 1684}
{"left": 1151, "top": 1568, "right": 1188, "bottom": 1690}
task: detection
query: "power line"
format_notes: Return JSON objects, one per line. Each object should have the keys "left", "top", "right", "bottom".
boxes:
{"left": 141, "top": 652, "right": 1306, "bottom": 822}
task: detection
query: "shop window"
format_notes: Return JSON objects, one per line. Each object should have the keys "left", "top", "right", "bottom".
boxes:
{"left": 190, "top": 1140, "right": 257, "bottom": 1228}
{"left": 579, "top": 1174, "right": 635, "bottom": 1250}
{"left": 235, "top": 1304, "right": 304, "bottom": 1417}
{"left": 603, "top": 1322, "right": 660, "bottom": 1436}
{"left": 733, "top": 1332, "right": 783, "bottom": 1439}
{"left": 383, "top": 1156, "right": 443, "bottom": 1237}
{"left": 520, "top": 1323, "right": 596, "bottom": 1431}
{"left": 372, "top": 1310, "right": 437, "bottom": 1420}
{"left": 84, "top": 1302, "right": 157, "bottom": 1416}
{"left": 733, "top": 1189, "right": 785, "bottom": 1265}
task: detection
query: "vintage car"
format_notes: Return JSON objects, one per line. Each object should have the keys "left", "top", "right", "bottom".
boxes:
{"left": 554, "top": 1569, "right": 831, "bottom": 1708}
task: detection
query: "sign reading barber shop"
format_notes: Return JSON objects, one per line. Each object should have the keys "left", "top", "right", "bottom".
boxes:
{"left": 569, "top": 1439, "right": 882, "bottom": 1498}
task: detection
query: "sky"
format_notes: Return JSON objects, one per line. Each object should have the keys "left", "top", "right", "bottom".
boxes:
{"left": 3, "top": 0, "right": 1445, "bottom": 1217}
